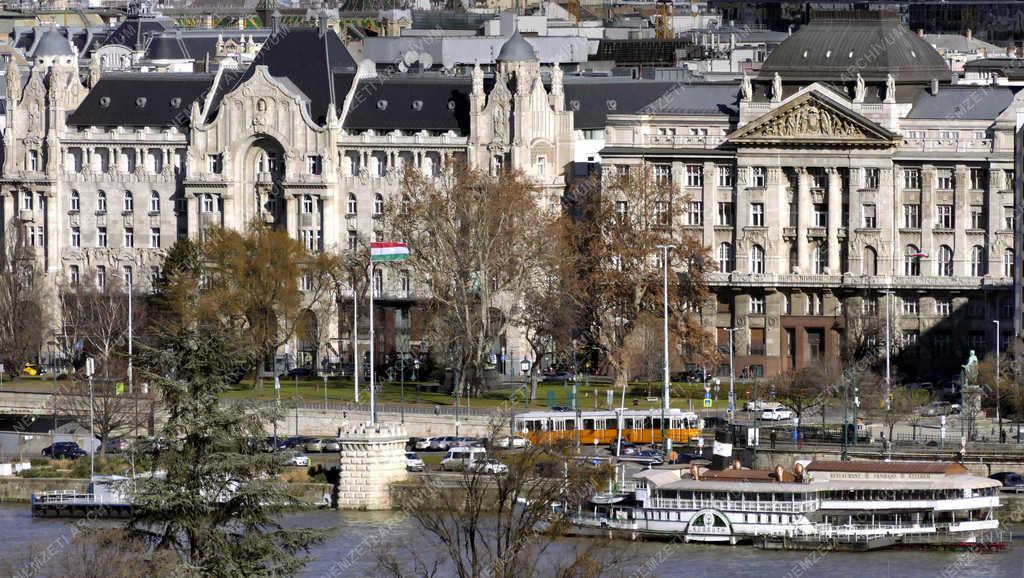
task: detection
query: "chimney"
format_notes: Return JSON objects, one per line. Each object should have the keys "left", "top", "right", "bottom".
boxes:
{"left": 710, "top": 427, "right": 734, "bottom": 470}
{"left": 930, "top": 78, "right": 939, "bottom": 95}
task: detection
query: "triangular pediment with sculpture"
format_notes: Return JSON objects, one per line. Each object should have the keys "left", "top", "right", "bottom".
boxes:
{"left": 730, "top": 91, "right": 897, "bottom": 147}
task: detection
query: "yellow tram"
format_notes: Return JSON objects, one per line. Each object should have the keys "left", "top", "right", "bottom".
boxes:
{"left": 513, "top": 408, "right": 702, "bottom": 446}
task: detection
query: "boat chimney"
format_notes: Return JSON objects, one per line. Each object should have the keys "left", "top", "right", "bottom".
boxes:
{"left": 711, "top": 427, "right": 734, "bottom": 470}
{"left": 774, "top": 465, "right": 785, "bottom": 483}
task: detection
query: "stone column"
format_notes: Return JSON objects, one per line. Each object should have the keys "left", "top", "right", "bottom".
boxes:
{"left": 321, "top": 194, "right": 336, "bottom": 252}
{"left": 766, "top": 167, "right": 783, "bottom": 273}
{"left": 336, "top": 423, "right": 409, "bottom": 510}
{"left": 286, "top": 193, "right": 298, "bottom": 240}
{"left": 987, "top": 168, "right": 1003, "bottom": 276}
{"left": 826, "top": 167, "right": 841, "bottom": 274}
{"left": 878, "top": 166, "right": 896, "bottom": 276}
{"left": 186, "top": 193, "right": 199, "bottom": 238}
{"left": 953, "top": 165, "right": 970, "bottom": 277}
{"left": 920, "top": 165, "right": 935, "bottom": 257}
{"left": 702, "top": 161, "right": 716, "bottom": 247}
{"left": 796, "top": 168, "right": 809, "bottom": 273}
{"left": 44, "top": 190, "right": 58, "bottom": 273}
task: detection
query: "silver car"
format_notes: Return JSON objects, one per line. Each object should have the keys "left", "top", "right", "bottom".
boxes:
{"left": 304, "top": 439, "right": 325, "bottom": 452}
{"left": 322, "top": 439, "right": 341, "bottom": 452}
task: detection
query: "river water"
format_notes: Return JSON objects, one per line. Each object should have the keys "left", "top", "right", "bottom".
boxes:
{"left": 0, "top": 505, "right": 1021, "bottom": 577}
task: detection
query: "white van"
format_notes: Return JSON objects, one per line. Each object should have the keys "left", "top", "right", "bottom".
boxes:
{"left": 440, "top": 447, "right": 487, "bottom": 471}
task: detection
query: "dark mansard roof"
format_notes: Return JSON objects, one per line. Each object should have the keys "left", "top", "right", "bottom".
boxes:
{"left": 67, "top": 73, "right": 216, "bottom": 127}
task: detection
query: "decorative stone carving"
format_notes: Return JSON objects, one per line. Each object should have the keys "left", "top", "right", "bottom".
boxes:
{"left": 771, "top": 72, "right": 782, "bottom": 103}
{"left": 741, "top": 100, "right": 866, "bottom": 139}
{"left": 884, "top": 74, "right": 896, "bottom": 104}
{"left": 741, "top": 71, "right": 752, "bottom": 102}
{"left": 854, "top": 73, "right": 866, "bottom": 103}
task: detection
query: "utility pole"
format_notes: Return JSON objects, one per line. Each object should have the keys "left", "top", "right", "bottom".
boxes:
{"left": 726, "top": 328, "right": 739, "bottom": 424}
{"left": 85, "top": 357, "right": 95, "bottom": 481}
{"left": 995, "top": 319, "right": 1002, "bottom": 441}
{"left": 656, "top": 244, "right": 675, "bottom": 447}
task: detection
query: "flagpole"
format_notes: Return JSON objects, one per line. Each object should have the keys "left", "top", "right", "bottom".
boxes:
{"left": 353, "top": 287, "right": 359, "bottom": 404}
{"left": 369, "top": 261, "right": 376, "bottom": 425}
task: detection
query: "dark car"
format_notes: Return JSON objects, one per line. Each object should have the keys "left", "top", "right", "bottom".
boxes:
{"left": 550, "top": 405, "right": 571, "bottom": 412}
{"left": 541, "top": 372, "right": 574, "bottom": 383}
{"left": 285, "top": 367, "right": 316, "bottom": 379}
{"left": 629, "top": 449, "right": 665, "bottom": 464}
{"left": 990, "top": 472, "right": 1024, "bottom": 492}
{"left": 608, "top": 438, "right": 637, "bottom": 455}
{"left": 282, "top": 436, "right": 314, "bottom": 449}
{"left": 42, "top": 441, "right": 88, "bottom": 459}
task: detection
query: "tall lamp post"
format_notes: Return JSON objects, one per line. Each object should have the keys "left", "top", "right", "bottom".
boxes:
{"left": 726, "top": 327, "right": 739, "bottom": 424}
{"left": 399, "top": 353, "right": 406, "bottom": 424}
{"left": 520, "top": 358, "right": 531, "bottom": 411}
{"left": 655, "top": 244, "right": 675, "bottom": 447}
{"left": 994, "top": 319, "right": 1002, "bottom": 440}
{"left": 85, "top": 357, "right": 95, "bottom": 481}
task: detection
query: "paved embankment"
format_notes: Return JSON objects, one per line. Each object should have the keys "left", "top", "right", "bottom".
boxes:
{"left": 0, "top": 476, "right": 332, "bottom": 505}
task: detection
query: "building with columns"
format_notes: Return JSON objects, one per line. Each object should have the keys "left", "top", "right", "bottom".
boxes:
{"left": 0, "top": 10, "right": 1019, "bottom": 381}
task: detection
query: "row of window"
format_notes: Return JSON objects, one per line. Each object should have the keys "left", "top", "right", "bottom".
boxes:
{"left": 62, "top": 190, "right": 167, "bottom": 214}
{"left": 67, "top": 264, "right": 156, "bottom": 290}
{"left": 70, "top": 226, "right": 162, "bottom": 249}
{"left": 716, "top": 242, "right": 1016, "bottom": 277}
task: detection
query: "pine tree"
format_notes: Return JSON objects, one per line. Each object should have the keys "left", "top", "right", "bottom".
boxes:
{"left": 130, "top": 322, "right": 326, "bottom": 576}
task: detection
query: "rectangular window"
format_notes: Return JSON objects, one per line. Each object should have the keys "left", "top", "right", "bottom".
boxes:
{"left": 810, "top": 168, "right": 828, "bottom": 190}
{"left": 686, "top": 201, "right": 703, "bottom": 226}
{"left": 301, "top": 229, "right": 322, "bottom": 252}
{"left": 903, "top": 168, "right": 921, "bottom": 190}
{"left": 123, "top": 265, "right": 133, "bottom": 289}
{"left": 970, "top": 168, "right": 987, "bottom": 190}
{"left": 940, "top": 130, "right": 959, "bottom": 141}
{"left": 750, "top": 203, "right": 764, "bottom": 227}
{"left": 862, "top": 204, "right": 877, "bottom": 229}
{"left": 685, "top": 164, "right": 703, "bottom": 187}
{"left": 28, "top": 150, "right": 39, "bottom": 172}
{"left": 400, "top": 270, "right": 411, "bottom": 296}
{"left": 653, "top": 164, "right": 671, "bottom": 184}
{"left": 813, "top": 203, "right": 828, "bottom": 227}
{"left": 936, "top": 299, "right": 952, "bottom": 316}
{"left": 347, "top": 230, "right": 357, "bottom": 251}
{"left": 97, "top": 265, "right": 106, "bottom": 290}
{"left": 301, "top": 195, "right": 314, "bottom": 214}
{"left": 862, "top": 297, "right": 878, "bottom": 315}
{"left": 904, "top": 204, "right": 921, "bottom": 228}
{"left": 970, "top": 205, "right": 985, "bottom": 229}
{"left": 936, "top": 168, "right": 954, "bottom": 190}
{"left": 717, "top": 165, "right": 733, "bottom": 187}
{"left": 207, "top": 154, "right": 223, "bottom": 174}
{"left": 936, "top": 204, "right": 954, "bottom": 228}
{"left": 863, "top": 168, "right": 879, "bottom": 190}
{"left": 150, "top": 227, "right": 160, "bottom": 248}
{"left": 750, "top": 296, "right": 765, "bottom": 314}
{"left": 69, "top": 265, "right": 80, "bottom": 285}
{"left": 70, "top": 226, "right": 80, "bottom": 247}
{"left": 202, "top": 194, "right": 215, "bottom": 213}
{"left": 536, "top": 156, "right": 546, "bottom": 177}
{"left": 21, "top": 191, "right": 32, "bottom": 211}
{"left": 653, "top": 201, "right": 670, "bottom": 226}
{"left": 124, "top": 227, "right": 134, "bottom": 248}
{"left": 718, "top": 202, "right": 734, "bottom": 226}
{"left": 97, "top": 227, "right": 107, "bottom": 248}
{"left": 307, "top": 155, "right": 323, "bottom": 175}
{"left": 788, "top": 202, "right": 798, "bottom": 227}
{"left": 751, "top": 166, "right": 766, "bottom": 188}
{"left": 902, "top": 298, "right": 919, "bottom": 316}
{"left": 70, "top": 192, "right": 80, "bottom": 212}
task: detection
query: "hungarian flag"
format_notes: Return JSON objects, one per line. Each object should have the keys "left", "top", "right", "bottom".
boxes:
{"left": 370, "top": 242, "right": 410, "bottom": 262}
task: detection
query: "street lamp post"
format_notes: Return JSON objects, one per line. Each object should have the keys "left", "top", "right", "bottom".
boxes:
{"left": 655, "top": 244, "right": 675, "bottom": 447}
{"left": 726, "top": 328, "right": 739, "bottom": 424}
{"left": 881, "top": 289, "right": 892, "bottom": 412}
{"left": 85, "top": 357, "right": 95, "bottom": 481}
{"left": 994, "top": 319, "right": 1002, "bottom": 440}
{"left": 520, "top": 358, "right": 530, "bottom": 411}
{"left": 400, "top": 354, "right": 406, "bottom": 424}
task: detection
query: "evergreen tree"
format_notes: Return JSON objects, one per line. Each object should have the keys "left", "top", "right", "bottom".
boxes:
{"left": 130, "top": 322, "right": 326, "bottom": 576}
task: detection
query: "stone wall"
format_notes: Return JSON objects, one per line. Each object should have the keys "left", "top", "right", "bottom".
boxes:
{"left": 336, "top": 423, "right": 408, "bottom": 510}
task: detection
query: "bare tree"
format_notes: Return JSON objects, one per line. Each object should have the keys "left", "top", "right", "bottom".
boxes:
{"left": 53, "top": 371, "right": 153, "bottom": 456}
{"left": 0, "top": 217, "right": 45, "bottom": 378}
{"left": 389, "top": 164, "right": 554, "bottom": 397}
{"left": 775, "top": 360, "right": 836, "bottom": 439}
{"left": 562, "top": 168, "right": 715, "bottom": 390}
{"left": 377, "top": 425, "right": 632, "bottom": 578}
{"left": 58, "top": 271, "right": 139, "bottom": 380}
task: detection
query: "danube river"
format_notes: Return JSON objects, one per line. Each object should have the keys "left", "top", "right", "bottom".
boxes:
{"left": 0, "top": 505, "right": 1020, "bottom": 577}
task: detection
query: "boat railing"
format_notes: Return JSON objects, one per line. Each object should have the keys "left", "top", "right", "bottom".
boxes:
{"left": 32, "top": 490, "right": 125, "bottom": 505}
{"left": 649, "top": 497, "right": 819, "bottom": 513}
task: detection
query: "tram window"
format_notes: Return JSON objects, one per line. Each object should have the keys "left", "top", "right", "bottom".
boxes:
{"left": 652, "top": 418, "right": 661, "bottom": 430}
{"left": 583, "top": 419, "right": 595, "bottom": 430}
{"left": 564, "top": 419, "right": 576, "bottom": 431}
{"left": 594, "top": 419, "right": 605, "bottom": 430}
{"left": 644, "top": 417, "right": 654, "bottom": 429}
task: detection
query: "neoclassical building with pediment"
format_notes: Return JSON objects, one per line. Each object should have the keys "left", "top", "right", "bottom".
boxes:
{"left": 0, "top": 11, "right": 1019, "bottom": 380}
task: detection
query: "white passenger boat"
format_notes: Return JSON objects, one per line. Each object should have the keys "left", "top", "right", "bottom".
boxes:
{"left": 568, "top": 461, "right": 1005, "bottom": 551}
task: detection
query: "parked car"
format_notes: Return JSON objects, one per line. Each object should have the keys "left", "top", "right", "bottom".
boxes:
{"left": 285, "top": 367, "right": 316, "bottom": 379}
{"left": 262, "top": 437, "right": 289, "bottom": 452}
{"left": 405, "top": 452, "right": 425, "bottom": 472}
{"left": 322, "top": 439, "right": 341, "bottom": 453}
{"left": 41, "top": 441, "right": 88, "bottom": 459}
{"left": 304, "top": 439, "right": 326, "bottom": 453}
{"left": 441, "top": 446, "right": 488, "bottom": 471}
{"left": 608, "top": 438, "right": 637, "bottom": 455}
{"left": 550, "top": 405, "right": 571, "bottom": 412}
{"left": 279, "top": 452, "right": 310, "bottom": 467}
{"left": 493, "top": 435, "right": 530, "bottom": 449}
{"left": 415, "top": 437, "right": 435, "bottom": 451}
{"left": 760, "top": 407, "right": 794, "bottom": 421}
{"left": 103, "top": 437, "right": 130, "bottom": 453}
{"left": 21, "top": 363, "right": 46, "bottom": 376}
{"left": 430, "top": 436, "right": 477, "bottom": 451}
{"left": 283, "top": 436, "right": 314, "bottom": 449}
{"left": 469, "top": 458, "right": 508, "bottom": 475}
{"left": 627, "top": 449, "right": 665, "bottom": 464}
{"left": 744, "top": 400, "right": 782, "bottom": 412}
{"left": 920, "top": 401, "right": 953, "bottom": 417}
{"left": 541, "top": 372, "right": 574, "bottom": 383}
{"left": 406, "top": 437, "right": 426, "bottom": 452}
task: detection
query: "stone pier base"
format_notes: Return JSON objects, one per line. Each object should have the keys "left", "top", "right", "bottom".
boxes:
{"left": 336, "top": 422, "right": 408, "bottom": 510}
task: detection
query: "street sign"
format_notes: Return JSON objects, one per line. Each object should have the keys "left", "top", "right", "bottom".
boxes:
{"left": 704, "top": 385, "right": 711, "bottom": 393}
{"left": 703, "top": 397, "right": 712, "bottom": 408}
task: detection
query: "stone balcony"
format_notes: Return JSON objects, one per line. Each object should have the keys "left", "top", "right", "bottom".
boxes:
{"left": 706, "top": 272, "right": 1012, "bottom": 290}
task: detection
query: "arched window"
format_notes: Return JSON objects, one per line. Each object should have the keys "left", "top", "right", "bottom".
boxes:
{"left": 970, "top": 245, "right": 986, "bottom": 276}
{"left": 373, "top": 193, "right": 385, "bottom": 216}
{"left": 717, "top": 242, "right": 734, "bottom": 273}
{"left": 97, "top": 190, "right": 107, "bottom": 213}
{"left": 149, "top": 191, "right": 160, "bottom": 213}
{"left": 123, "top": 190, "right": 134, "bottom": 213}
{"left": 750, "top": 244, "right": 765, "bottom": 274}
{"left": 346, "top": 193, "right": 357, "bottom": 216}
{"left": 905, "top": 245, "right": 922, "bottom": 276}
{"left": 70, "top": 190, "right": 80, "bottom": 212}
{"left": 936, "top": 245, "right": 953, "bottom": 276}
{"left": 812, "top": 243, "right": 827, "bottom": 274}
{"left": 1005, "top": 249, "right": 1015, "bottom": 278}
{"left": 863, "top": 246, "right": 877, "bottom": 276}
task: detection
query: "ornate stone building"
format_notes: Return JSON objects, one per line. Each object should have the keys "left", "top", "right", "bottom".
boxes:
{"left": 0, "top": 11, "right": 1017, "bottom": 381}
